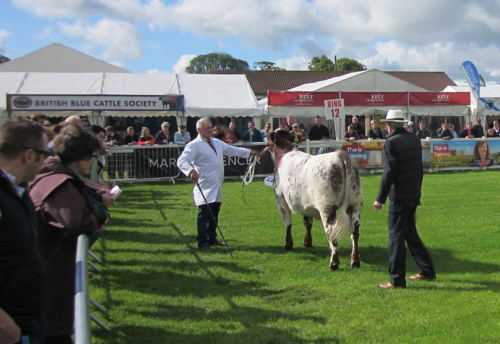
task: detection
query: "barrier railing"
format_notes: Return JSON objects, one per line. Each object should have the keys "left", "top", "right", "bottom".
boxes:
{"left": 74, "top": 235, "right": 90, "bottom": 344}
{"left": 104, "top": 138, "right": 500, "bottom": 182}
{"left": 74, "top": 235, "right": 111, "bottom": 344}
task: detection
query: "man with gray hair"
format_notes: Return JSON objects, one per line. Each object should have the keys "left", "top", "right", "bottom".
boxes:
{"left": 177, "top": 118, "right": 256, "bottom": 250}
{"left": 63, "top": 115, "right": 81, "bottom": 126}
{"left": 373, "top": 110, "right": 436, "bottom": 288}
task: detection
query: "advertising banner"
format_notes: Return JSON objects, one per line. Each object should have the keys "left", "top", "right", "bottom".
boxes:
{"left": 461, "top": 61, "right": 482, "bottom": 99}
{"left": 268, "top": 91, "right": 469, "bottom": 108}
{"left": 341, "top": 92, "right": 407, "bottom": 106}
{"left": 430, "top": 139, "right": 500, "bottom": 168}
{"left": 341, "top": 141, "right": 385, "bottom": 169}
{"left": 7, "top": 94, "right": 185, "bottom": 112}
{"left": 268, "top": 92, "right": 341, "bottom": 107}
{"left": 410, "top": 92, "right": 470, "bottom": 106}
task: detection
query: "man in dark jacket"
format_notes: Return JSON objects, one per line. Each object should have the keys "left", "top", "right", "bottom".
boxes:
{"left": 368, "top": 119, "right": 384, "bottom": 139}
{"left": 242, "top": 120, "right": 263, "bottom": 142}
{"left": 472, "top": 118, "right": 484, "bottom": 138}
{"left": 0, "top": 119, "right": 48, "bottom": 343}
{"left": 373, "top": 110, "right": 436, "bottom": 289}
{"left": 308, "top": 116, "right": 330, "bottom": 140}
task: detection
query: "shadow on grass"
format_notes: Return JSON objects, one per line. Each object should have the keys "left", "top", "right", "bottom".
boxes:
{"left": 104, "top": 229, "right": 193, "bottom": 245}
{"left": 90, "top": 195, "right": 338, "bottom": 344}
{"left": 93, "top": 323, "right": 339, "bottom": 344}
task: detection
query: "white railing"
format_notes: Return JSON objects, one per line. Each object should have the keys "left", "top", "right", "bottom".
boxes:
{"left": 74, "top": 235, "right": 111, "bottom": 344}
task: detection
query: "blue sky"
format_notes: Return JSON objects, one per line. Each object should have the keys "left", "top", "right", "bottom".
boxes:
{"left": 2, "top": 0, "right": 500, "bottom": 83}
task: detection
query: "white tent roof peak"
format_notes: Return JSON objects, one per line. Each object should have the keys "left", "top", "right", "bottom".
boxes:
{"left": 0, "top": 43, "right": 128, "bottom": 73}
{"left": 289, "top": 69, "right": 428, "bottom": 92}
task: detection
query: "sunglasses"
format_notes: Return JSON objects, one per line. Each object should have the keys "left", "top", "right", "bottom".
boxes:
{"left": 24, "top": 147, "right": 52, "bottom": 158}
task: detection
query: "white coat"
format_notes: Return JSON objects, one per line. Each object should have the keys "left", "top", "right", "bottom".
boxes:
{"left": 177, "top": 136, "right": 250, "bottom": 206}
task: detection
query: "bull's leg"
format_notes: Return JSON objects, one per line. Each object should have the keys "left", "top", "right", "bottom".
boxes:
{"left": 328, "top": 240, "right": 340, "bottom": 271}
{"left": 350, "top": 222, "right": 361, "bottom": 268}
{"left": 303, "top": 216, "right": 313, "bottom": 247}
{"left": 285, "top": 224, "right": 293, "bottom": 250}
{"left": 320, "top": 206, "right": 341, "bottom": 271}
{"left": 346, "top": 205, "right": 361, "bottom": 269}
{"left": 275, "top": 193, "right": 293, "bottom": 249}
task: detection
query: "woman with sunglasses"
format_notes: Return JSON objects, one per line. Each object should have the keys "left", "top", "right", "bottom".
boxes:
{"left": 29, "top": 125, "right": 108, "bottom": 344}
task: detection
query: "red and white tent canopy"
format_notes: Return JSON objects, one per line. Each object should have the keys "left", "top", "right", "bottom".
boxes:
{"left": 266, "top": 69, "right": 470, "bottom": 117}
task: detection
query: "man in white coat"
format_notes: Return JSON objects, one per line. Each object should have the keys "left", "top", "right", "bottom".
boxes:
{"left": 177, "top": 118, "right": 254, "bottom": 250}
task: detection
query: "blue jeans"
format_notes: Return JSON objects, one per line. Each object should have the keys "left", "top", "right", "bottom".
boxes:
{"left": 197, "top": 202, "right": 221, "bottom": 247}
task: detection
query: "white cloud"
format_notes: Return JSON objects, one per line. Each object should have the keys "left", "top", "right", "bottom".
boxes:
{"left": 9, "top": 0, "right": 500, "bottom": 81}
{"left": 59, "top": 19, "right": 142, "bottom": 61}
{"left": 0, "top": 30, "right": 10, "bottom": 55}
{"left": 172, "top": 54, "right": 197, "bottom": 73}
{"left": 275, "top": 56, "right": 309, "bottom": 71}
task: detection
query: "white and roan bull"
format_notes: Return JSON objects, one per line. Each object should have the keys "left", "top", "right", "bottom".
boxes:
{"left": 268, "top": 130, "right": 363, "bottom": 271}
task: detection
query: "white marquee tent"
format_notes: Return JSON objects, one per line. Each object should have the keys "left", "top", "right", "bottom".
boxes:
{"left": 266, "top": 69, "right": 470, "bottom": 118}
{"left": 0, "top": 72, "right": 262, "bottom": 122}
{"left": 0, "top": 43, "right": 128, "bottom": 73}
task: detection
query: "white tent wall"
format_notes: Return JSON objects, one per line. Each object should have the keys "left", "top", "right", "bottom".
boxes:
{"left": 0, "top": 72, "right": 26, "bottom": 120}
{"left": 177, "top": 74, "right": 261, "bottom": 118}
{"left": 0, "top": 72, "right": 262, "bottom": 122}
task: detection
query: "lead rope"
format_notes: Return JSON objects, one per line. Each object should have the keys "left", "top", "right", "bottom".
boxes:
{"left": 241, "top": 152, "right": 262, "bottom": 205}
{"left": 242, "top": 154, "right": 259, "bottom": 186}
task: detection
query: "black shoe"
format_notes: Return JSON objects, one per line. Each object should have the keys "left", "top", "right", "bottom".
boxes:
{"left": 209, "top": 239, "right": 226, "bottom": 246}
{"left": 198, "top": 244, "right": 210, "bottom": 251}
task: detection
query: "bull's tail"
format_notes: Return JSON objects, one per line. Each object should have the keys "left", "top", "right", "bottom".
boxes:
{"left": 327, "top": 151, "right": 354, "bottom": 243}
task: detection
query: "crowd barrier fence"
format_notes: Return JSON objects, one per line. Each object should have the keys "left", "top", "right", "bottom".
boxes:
{"left": 74, "top": 235, "right": 111, "bottom": 344}
{"left": 105, "top": 138, "right": 500, "bottom": 182}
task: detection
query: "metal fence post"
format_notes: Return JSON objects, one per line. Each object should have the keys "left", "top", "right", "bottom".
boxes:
{"left": 74, "top": 235, "right": 90, "bottom": 344}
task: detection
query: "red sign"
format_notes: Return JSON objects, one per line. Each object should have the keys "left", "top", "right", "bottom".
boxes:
{"left": 268, "top": 92, "right": 340, "bottom": 106}
{"left": 342, "top": 92, "right": 407, "bottom": 106}
{"left": 410, "top": 92, "right": 470, "bottom": 106}
{"left": 268, "top": 91, "right": 470, "bottom": 107}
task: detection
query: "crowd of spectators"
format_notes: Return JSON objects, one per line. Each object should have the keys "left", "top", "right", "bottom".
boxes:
{"left": 0, "top": 116, "right": 112, "bottom": 344}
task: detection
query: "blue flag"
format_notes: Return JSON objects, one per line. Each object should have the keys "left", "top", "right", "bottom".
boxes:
{"left": 461, "top": 60, "right": 481, "bottom": 99}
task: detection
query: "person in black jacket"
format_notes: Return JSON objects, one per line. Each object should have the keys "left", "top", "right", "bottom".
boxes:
{"left": 308, "top": 116, "right": 330, "bottom": 140}
{"left": 373, "top": 110, "right": 436, "bottom": 289}
{"left": 0, "top": 118, "right": 49, "bottom": 344}
{"left": 368, "top": 119, "right": 384, "bottom": 139}
{"left": 472, "top": 118, "right": 484, "bottom": 138}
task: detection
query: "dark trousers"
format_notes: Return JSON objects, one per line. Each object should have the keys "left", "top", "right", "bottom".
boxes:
{"left": 197, "top": 202, "right": 221, "bottom": 247}
{"left": 388, "top": 202, "right": 436, "bottom": 286}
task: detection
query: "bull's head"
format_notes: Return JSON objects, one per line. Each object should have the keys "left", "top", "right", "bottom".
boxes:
{"left": 268, "top": 129, "right": 293, "bottom": 152}
{"left": 267, "top": 129, "right": 294, "bottom": 166}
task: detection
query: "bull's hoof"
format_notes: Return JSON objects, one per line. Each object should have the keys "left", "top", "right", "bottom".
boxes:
{"left": 303, "top": 242, "right": 312, "bottom": 248}
{"left": 350, "top": 261, "right": 361, "bottom": 269}
{"left": 284, "top": 244, "right": 293, "bottom": 250}
{"left": 329, "top": 264, "right": 339, "bottom": 271}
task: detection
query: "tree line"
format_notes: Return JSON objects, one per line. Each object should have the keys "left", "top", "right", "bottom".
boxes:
{"left": 185, "top": 53, "right": 366, "bottom": 73}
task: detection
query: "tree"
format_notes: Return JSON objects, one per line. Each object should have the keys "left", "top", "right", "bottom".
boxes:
{"left": 335, "top": 57, "right": 366, "bottom": 72}
{"left": 308, "top": 55, "right": 335, "bottom": 71}
{"left": 253, "top": 61, "right": 285, "bottom": 71}
{"left": 185, "top": 53, "right": 249, "bottom": 73}
{"left": 307, "top": 55, "right": 367, "bottom": 72}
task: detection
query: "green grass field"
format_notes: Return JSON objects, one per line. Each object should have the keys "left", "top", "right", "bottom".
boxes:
{"left": 90, "top": 171, "right": 500, "bottom": 344}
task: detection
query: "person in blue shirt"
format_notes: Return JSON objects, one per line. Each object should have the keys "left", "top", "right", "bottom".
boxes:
{"left": 174, "top": 125, "right": 191, "bottom": 145}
